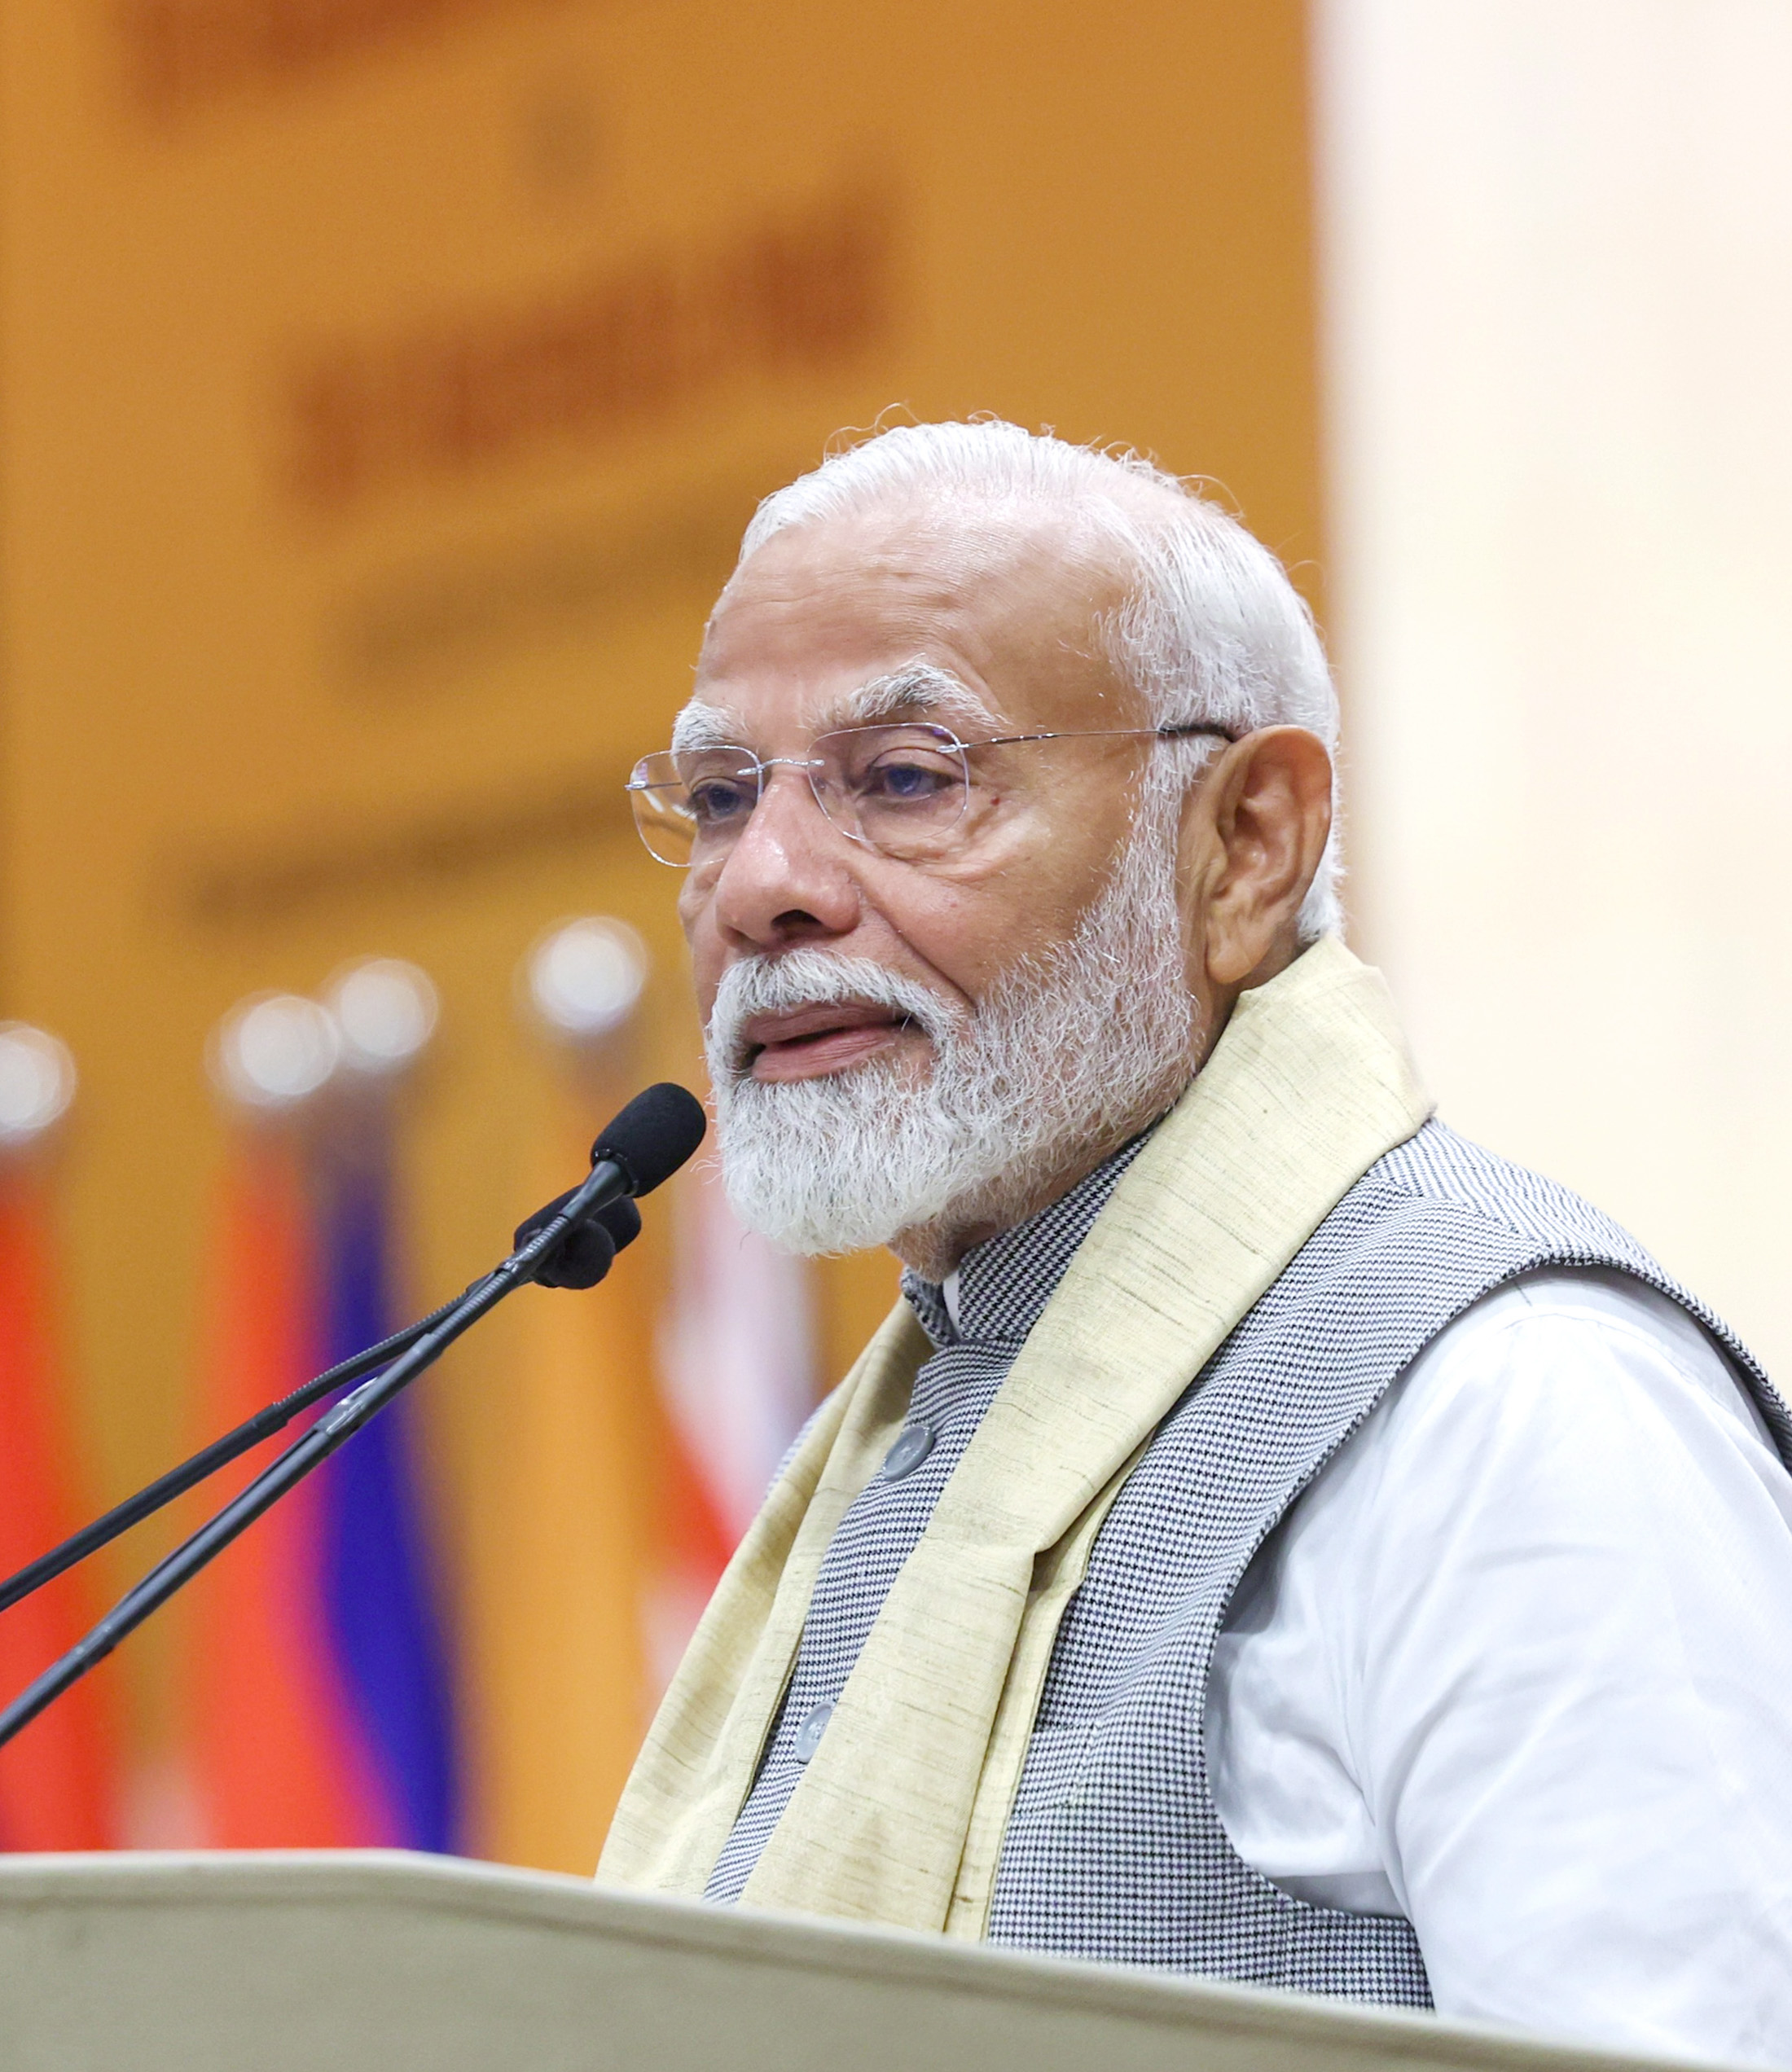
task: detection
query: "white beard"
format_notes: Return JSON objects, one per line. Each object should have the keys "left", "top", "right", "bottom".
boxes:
{"left": 705, "top": 786, "right": 1197, "bottom": 1260}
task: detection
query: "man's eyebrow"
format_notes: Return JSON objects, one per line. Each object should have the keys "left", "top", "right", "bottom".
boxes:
{"left": 833, "top": 666, "right": 999, "bottom": 732}
{"left": 672, "top": 670, "right": 999, "bottom": 753}
{"left": 670, "top": 700, "right": 744, "bottom": 753}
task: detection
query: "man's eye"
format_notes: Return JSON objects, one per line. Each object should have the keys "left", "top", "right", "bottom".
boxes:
{"left": 688, "top": 779, "right": 756, "bottom": 826}
{"left": 862, "top": 757, "right": 960, "bottom": 803}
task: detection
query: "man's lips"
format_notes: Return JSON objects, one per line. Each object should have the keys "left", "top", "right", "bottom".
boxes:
{"left": 740, "top": 1002, "right": 920, "bottom": 1083}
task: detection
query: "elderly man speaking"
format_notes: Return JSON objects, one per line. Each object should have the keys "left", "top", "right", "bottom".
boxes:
{"left": 600, "top": 421, "right": 1792, "bottom": 2063}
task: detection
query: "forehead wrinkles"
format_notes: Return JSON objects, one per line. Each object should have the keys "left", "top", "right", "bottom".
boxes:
{"left": 714, "top": 498, "right": 1130, "bottom": 647}
{"left": 692, "top": 501, "right": 1140, "bottom": 744}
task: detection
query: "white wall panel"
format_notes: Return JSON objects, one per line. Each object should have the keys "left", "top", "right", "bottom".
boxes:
{"left": 1315, "top": 1, "right": 1792, "bottom": 1372}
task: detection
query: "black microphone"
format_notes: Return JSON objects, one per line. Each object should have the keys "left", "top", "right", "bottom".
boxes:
{"left": 0, "top": 1082, "right": 709, "bottom": 1751}
{"left": 512, "top": 1082, "right": 707, "bottom": 1288}
{"left": 591, "top": 1080, "right": 709, "bottom": 1196}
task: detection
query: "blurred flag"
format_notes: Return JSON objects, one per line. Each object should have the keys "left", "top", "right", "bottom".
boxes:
{"left": 314, "top": 1115, "right": 459, "bottom": 1853}
{"left": 650, "top": 1147, "right": 816, "bottom": 1688}
{"left": 187, "top": 976, "right": 457, "bottom": 1849}
{"left": 187, "top": 1128, "right": 383, "bottom": 1846}
{"left": 0, "top": 1155, "right": 121, "bottom": 1850}
{"left": 515, "top": 918, "right": 818, "bottom": 1709}
{"left": 478, "top": 1072, "right": 661, "bottom": 1871}
{"left": 476, "top": 918, "right": 665, "bottom": 1869}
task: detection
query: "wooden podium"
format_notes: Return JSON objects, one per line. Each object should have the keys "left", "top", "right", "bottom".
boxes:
{"left": 0, "top": 1851, "right": 1695, "bottom": 2072}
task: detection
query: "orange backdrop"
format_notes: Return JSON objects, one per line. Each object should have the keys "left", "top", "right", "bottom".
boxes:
{"left": 0, "top": 0, "right": 1322, "bottom": 1865}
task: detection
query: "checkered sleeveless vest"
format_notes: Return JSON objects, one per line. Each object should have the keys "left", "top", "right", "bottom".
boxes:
{"left": 711, "top": 1120, "right": 1785, "bottom": 2004}
{"left": 984, "top": 1121, "right": 1788, "bottom": 2001}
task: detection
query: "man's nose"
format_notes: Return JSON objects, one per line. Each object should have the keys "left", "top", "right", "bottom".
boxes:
{"left": 705, "top": 769, "right": 862, "bottom": 948}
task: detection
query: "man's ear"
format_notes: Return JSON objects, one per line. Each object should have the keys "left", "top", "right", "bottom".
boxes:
{"left": 1179, "top": 727, "right": 1333, "bottom": 991}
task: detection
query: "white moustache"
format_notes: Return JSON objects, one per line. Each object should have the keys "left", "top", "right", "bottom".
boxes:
{"left": 705, "top": 948, "right": 964, "bottom": 1080}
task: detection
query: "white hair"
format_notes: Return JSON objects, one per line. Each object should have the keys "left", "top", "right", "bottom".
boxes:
{"left": 735, "top": 418, "right": 1342, "bottom": 939}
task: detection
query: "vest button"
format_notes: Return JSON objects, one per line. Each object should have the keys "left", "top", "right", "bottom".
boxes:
{"left": 793, "top": 1701, "right": 834, "bottom": 1763}
{"left": 880, "top": 1422, "right": 936, "bottom": 1482}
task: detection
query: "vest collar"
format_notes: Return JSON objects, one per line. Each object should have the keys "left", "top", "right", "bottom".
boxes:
{"left": 902, "top": 1129, "right": 1153, "bottom": 1351}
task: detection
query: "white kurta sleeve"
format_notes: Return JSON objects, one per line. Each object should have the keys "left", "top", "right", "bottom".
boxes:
{"left": 1206, "top": 1266, "right": 1792, "bottom": 2066}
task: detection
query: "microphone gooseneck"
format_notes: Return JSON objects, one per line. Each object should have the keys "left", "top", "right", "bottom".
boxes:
{"left": 0, "top": 1285, "right": 492, "bottom": 1618}
{"left": 0, "top": 1082, "right": 707, "bottom": 1750}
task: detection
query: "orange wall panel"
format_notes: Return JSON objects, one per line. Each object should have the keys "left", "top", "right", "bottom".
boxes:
{"left": 0, "top": 0, "right": 1321, "bottom": 1860}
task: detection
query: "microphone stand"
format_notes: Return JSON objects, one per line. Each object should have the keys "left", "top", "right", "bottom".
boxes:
{"left": 0, "top": 1156, "right": 624, "bottom": 1754}
{"left": 0, "top": 1283, "right": 492, "bottom": 1618}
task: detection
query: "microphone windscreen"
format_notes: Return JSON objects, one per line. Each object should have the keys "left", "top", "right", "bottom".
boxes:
{"left": 591, "top": 1082, "right": 707, "bottom": 1196}
{"left": 513, "top": 1194, "right": 642, "bottom": 1290}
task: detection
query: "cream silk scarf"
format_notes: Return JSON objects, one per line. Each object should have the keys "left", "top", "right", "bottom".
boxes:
{"left": 598, "top": 937, "right": 1432, "bottom": 1934}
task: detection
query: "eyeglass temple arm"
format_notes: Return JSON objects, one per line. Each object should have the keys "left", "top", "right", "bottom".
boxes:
{"left": 972, "top": 722, "right": 1238, "bottom": 749}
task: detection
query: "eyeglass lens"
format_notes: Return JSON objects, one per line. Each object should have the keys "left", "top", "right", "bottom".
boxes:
{"left": 628, "top": 725, "right": 976, "bottom": 868}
